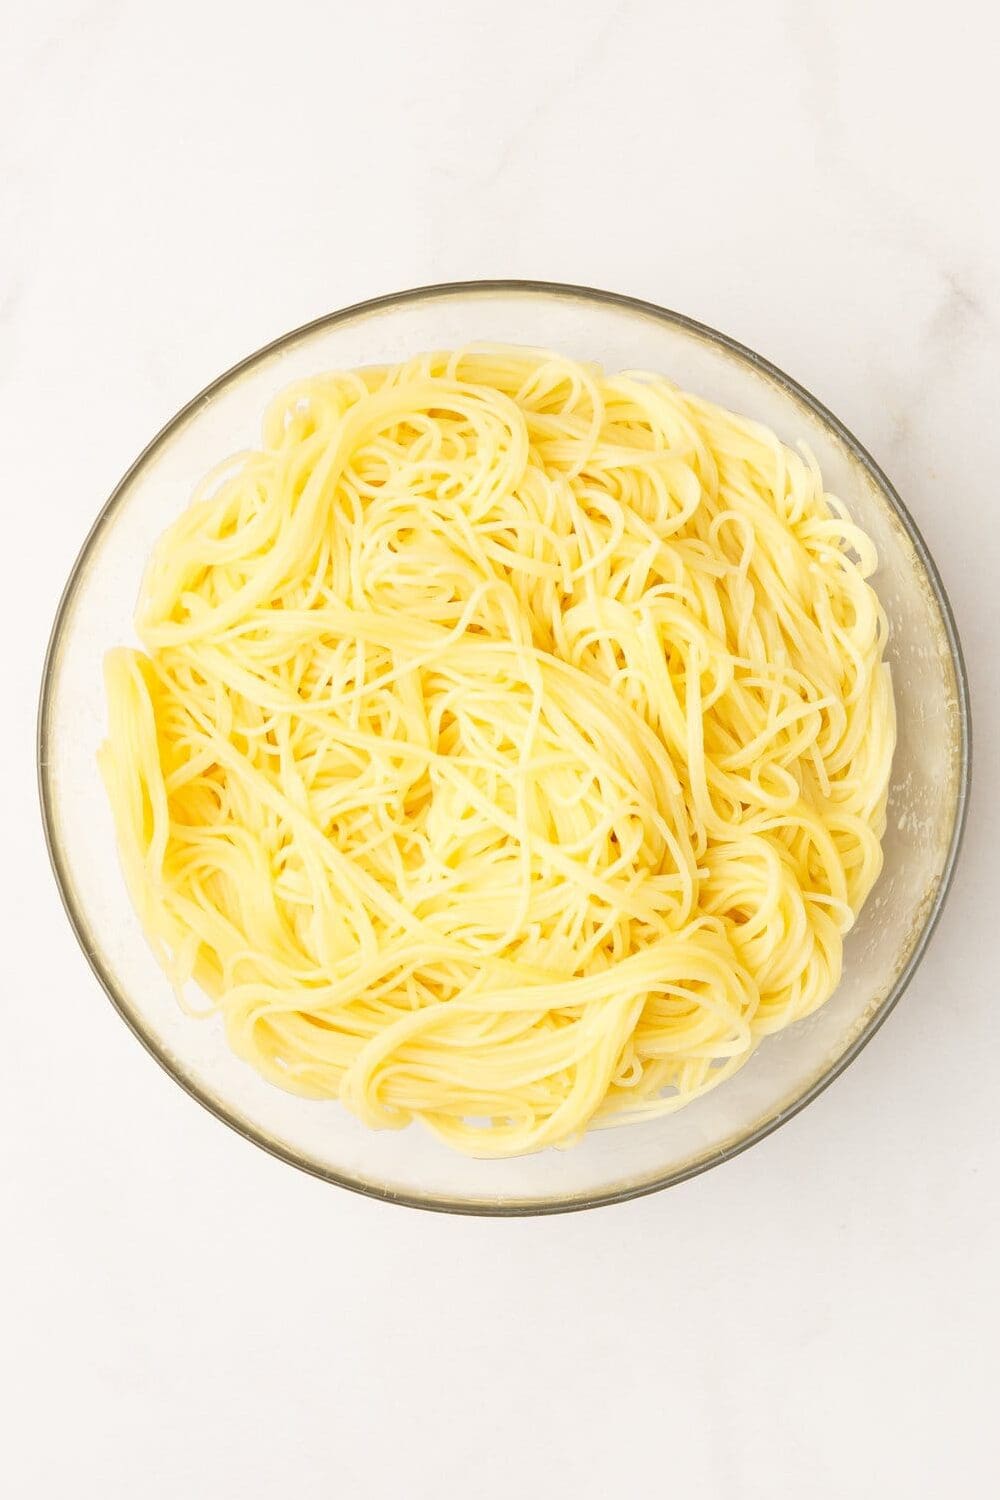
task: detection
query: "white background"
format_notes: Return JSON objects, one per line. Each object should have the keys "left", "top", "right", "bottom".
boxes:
{"left": 4, "top": 2, "right": 999, "bottom": 1495}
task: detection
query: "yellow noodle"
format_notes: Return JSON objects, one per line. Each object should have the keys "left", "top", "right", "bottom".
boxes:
{"left": 99, "top": 346, "right": 895, "bottom": 1156}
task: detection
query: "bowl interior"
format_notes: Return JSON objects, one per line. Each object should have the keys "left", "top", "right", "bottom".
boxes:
{"left": 40, "top": 285, "right": 967, "bottom": 1212}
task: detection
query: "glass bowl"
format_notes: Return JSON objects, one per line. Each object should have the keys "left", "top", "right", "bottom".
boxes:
{"left": 38, "top": 282, "right": 970, "bottom": 1214}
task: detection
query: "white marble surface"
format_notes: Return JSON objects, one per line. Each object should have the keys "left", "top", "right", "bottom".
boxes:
{"left": 4, "top": 2, "right": 999, "bottom": 1495}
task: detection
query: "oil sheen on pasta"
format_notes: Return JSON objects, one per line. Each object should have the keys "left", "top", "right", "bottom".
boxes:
{"left": 100, "top": 347, "right": 895, "bottom": 1157}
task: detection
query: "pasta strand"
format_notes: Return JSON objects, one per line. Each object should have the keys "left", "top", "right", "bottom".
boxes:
{"left": 99, "top": 346, "right": 895, "bottom": 1156}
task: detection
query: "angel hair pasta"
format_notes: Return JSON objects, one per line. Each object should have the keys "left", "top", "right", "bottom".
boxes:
{"left": 99, "top": 346, "right": 895, "bottom": 1157}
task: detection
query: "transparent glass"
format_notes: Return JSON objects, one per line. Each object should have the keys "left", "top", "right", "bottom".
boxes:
{"left": 38, "top": 283, "right": 970, "bottom": 1213}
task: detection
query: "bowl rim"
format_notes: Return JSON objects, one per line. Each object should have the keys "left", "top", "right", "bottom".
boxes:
{"left": 37, "top": 278, "right": 972, "bottom": 1215}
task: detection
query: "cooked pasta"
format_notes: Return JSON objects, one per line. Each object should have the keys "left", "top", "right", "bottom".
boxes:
{"left": 99, "top": 346, "right": 895, "bottom": 1156}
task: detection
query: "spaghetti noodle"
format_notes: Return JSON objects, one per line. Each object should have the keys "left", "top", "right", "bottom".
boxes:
{"left": 100, "top": 347, "right": 895, "bottom": 1156}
